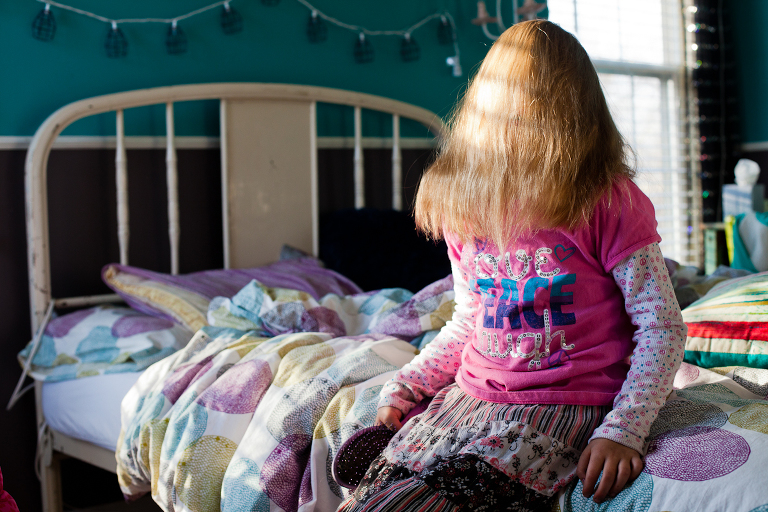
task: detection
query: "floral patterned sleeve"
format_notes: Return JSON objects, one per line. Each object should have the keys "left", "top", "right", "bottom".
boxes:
{"left": 588, "top": 242, "right": 687, "bottom": 454}
{"left": 378, "top": 258, "right": 478, "bottom": 416}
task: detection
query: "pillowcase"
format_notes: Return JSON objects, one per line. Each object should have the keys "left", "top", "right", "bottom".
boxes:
{"left": 102, "top": 257, "right": 362, "bottom": 332}
{"left": 682, "top": 271, "right": 768, "bottom": 369}
{"left": 18, "top": 305, "right": 193, "bottom": 381}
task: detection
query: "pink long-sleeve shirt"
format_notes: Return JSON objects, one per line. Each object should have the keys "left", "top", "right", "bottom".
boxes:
{"left": 380, "top": 180, "right": 686, "bottom": 453}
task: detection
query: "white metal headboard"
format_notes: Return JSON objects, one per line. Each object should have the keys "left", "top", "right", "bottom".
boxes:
{"left": 25, "top": 83, "right": 445, "bottom": 331}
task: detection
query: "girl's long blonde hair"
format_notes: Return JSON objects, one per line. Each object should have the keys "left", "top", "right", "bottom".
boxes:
{"left": 415, "top": 20, "right": 635, "bottom": 248}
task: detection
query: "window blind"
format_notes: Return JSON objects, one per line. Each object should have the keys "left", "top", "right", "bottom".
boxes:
{"left": 547, "top": 0, "right": 698, "bottom": 265}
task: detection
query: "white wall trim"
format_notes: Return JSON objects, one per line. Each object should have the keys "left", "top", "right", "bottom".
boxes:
{"left": 741, "top": 141, "right": 768, "bottom": 153}
{"left": 317, "top": 136, "right": 435, "bottom": 149}
{"left": 0, "top": 136, "right": 219, "bottom": 150}
{"left": 0, "top": 135, "right": 435, "bottom": 151}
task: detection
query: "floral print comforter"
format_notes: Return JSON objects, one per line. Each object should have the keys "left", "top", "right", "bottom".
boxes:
{"left": 116, "top": 277, "right": 454, "bottom": 512}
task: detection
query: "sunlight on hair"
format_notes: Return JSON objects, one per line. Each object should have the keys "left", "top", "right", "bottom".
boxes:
{"left": 415, "top": 20, "right": 635, "bottom": 249}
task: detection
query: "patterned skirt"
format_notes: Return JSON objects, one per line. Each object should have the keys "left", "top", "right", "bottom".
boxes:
{"left": 338, "top": 383, "right": 610, "bottom": 512}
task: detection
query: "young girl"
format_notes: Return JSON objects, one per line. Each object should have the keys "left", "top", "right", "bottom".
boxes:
{"left": 338, "top": 20, "right": 685, "bottom": 512}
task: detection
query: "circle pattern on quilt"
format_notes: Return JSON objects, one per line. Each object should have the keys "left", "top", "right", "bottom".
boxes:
{"left": 221, "top": 458, "right": 270, "bottom": 512}
{"left": 326, "top": 445, "right": 343, "bottom": 499}
{"left": 197, "top": 359, "right": 272, "bottom": 414}
{"left": 232, "top": 336, "right": 264, "bottom": 358}
{"left": 327, "top": 349, "right": 399, "bottom": 388}
{"left": 75, "top": 326, "right": 119, "bottom": 363}
{"left": 648, "top": 399, "right": 727, "bottom": 439}
{"left": 729, "top": 403, "right": 768, "bottom": 434}
{"left": 564, "top": 471, "right": 653, "bottom": 512}
{"left": 307, "top": 306, "right": 346, "bottom": 337}
{"left": 162, "top": 355, "right": 214, "bottom": 404}
{"left": 164, "top": 397, "right": 207, "bottom": 459}
{"left": 175, "top": 434, "right": 239, "bottom": 512}
{"left": 359, "top": 291, "right": 406, "bottom": 315}
{"left": 749, "top": 505, "right": 768, "bottom": 512}
{"left": 126, "top": 392, "right": 166, "bottom": 449}
{"left": 189, "top": 359, "right": 216, "bottom": 387}
{"left": 147, "top": 417, "right": 169, "bottom": 495}
{"left": 216, "top": 363, "right": 235, "bottom": 379}
{"left": 645, "top": 426, "right": 750, "bottom": 481}
{"left": 46, "top": 307, "right": 97, "bottom": 337}
{"left": 262, "top": 302, "right": 309, "bottom": 333}
{"left": 430, "top": 300, "right": 455, "bottom": 329}
{"left": 334, "top": 295, "right": 363, "bottom": 315}
{"left": 299, "top": 458, "right": 313, "bottom": 508}
{"left": 674, "top": 363, "right": 700, "bottom": 388}
{"left": 112, "top": 314, "right": 174, "bottom": 337}
{"left": 352, "top": 385, "right": 384, "bottom": 426}
{"left": 268, "top": 333, "right": 324, "bottom": 357}
{"left": 267, "top": 377, "right": 339, "bottom": 441}
{"left": 159, "top": 460, "right": 174, "bottom": 512}
{"left": 314, "top": 386, "right": 356, "bottom": 439}
{"left": 675, "top": 383, "right": 757, "bottom": 408}
{"left": 272, "top": 342, "right": 335, "bottom": 388}
{"left": 298, "top": 309, "right": 319, "bottom": 332}
{"left": 260, "top": 433, "right": 312, "bottom": 512}
{"left": 733, "top": 368, "right": 768, "bottom": 398}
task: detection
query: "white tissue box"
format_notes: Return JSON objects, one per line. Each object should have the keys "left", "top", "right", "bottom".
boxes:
{"left": 722, "top": 184, "right": 765, "bottom": 218}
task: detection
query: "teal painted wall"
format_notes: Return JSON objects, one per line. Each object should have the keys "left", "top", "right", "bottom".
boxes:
{"left": 0, "top": 0, "right": 518, "bottom": 138}
{"left": 730, "top": 0, "right": 768, "bottom": 144}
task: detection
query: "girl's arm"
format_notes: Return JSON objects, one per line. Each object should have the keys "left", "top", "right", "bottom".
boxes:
{"left": 589, "top": 241, "right": 687, "bottom": 452}
{"left": 579, "top": 242, "right": 685, "bottom": 502}
{"left": 377, "top": 259, "right": 478, "bottom": 416}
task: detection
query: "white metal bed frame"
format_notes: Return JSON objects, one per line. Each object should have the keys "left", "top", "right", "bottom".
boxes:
{"left": 23, "top": 83, "right": 444, "bottom": 512}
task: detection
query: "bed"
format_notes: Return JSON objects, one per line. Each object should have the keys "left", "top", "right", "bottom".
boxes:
{"left": 18, "top": 83, "right": 768, "bottom": 512}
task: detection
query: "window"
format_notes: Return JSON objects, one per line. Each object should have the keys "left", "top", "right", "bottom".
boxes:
{"left": 547, "top": 0, "right": 698, "bottom": 265}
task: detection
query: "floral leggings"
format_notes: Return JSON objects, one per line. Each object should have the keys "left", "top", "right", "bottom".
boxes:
{"left": 337, "top": 453, "right": 556, "bottom": 512}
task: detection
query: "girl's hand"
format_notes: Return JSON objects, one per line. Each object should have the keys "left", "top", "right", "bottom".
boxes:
{"left": 576, "top": 438, "right": 644, "bottom": 504}
{"left": 376, "top": 406, "right": 404, "bottom": 432}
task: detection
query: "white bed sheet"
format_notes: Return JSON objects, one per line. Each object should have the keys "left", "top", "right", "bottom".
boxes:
{"left": 42, "top": 371, "right": 144, "bottom": 451}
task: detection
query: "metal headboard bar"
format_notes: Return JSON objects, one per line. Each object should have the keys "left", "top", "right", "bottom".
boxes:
{"left": 115, "top": 110, "right": 129, "bottom": 266}
{"left": 25, "top": 83, "right": 446, "bottom": 331}
{"left": 166, "top": 102, "right": 180, "bottom": 276}
{"left": 392, "top": 114, "right": 403, "bottom": 210}
{"left": 353, "top": 106, "right": 365, "bottom": 209}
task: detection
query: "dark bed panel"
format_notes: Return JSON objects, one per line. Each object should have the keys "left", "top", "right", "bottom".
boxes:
{"left": 46, "top": 148, "right": 224, "bottom": 299}
{"left": 42, "top": 146, "right": 437, "bottom": 299}
{"left": 318, "top": 148, "right": 435, "bottom": 213}
{"left": 319, "top": 208, "right": 451, "bottom": 293}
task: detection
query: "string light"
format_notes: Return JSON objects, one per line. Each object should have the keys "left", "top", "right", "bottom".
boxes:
{"left": 105, "top": 21, "right": 128, "bottom": 58}
{"left": 30, "top": 0, "right": 462, "bottom": 74}
{"left": 306, "top": 11, "right": 327, "bottom": 43}
{"left": 220, "top": 2, "right": 243, "bottom": 35}
{"left": 400, "top": 33, "right": 420, "bottom": 62}
{"left": 37, "top": 0, "right": 230, "bottom": 25}
{"left": 166, "top": 20, "right": 188, "bottom": 55}
{"left": 354, "top": 33, "right": 374, "bottom": 64}
{"left": 32, "top": 3, "right": 56, "bottom": 41}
